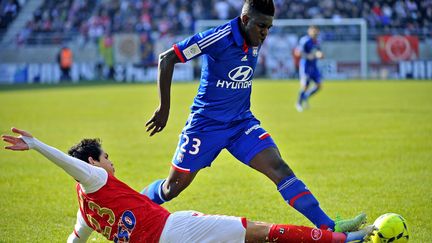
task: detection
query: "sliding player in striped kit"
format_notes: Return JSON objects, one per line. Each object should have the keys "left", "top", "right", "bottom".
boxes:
{"left": 144, "top": 0, "right": 366, "bottom": 234}
{"left": 2, "top": 128, "right": 375, "bottom": 243}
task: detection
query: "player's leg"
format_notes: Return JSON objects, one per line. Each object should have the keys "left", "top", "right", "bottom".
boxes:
{"left": 250, "top": 147, "right": 337, "bottom": 230}
{"left": 297, "top": 81, "right": 309, "bottom": 112}
{"left": 261, "top": 223, "right": 376, "bottom": 243}
{"left": 228, "top": 120, "right": 334, "bottom": 229}
{"left": 304, "top": 70, "right": 322, "bottom": 100}
{"left": 228, "top": 119, "right": 366, "bottom": 232}
{"left": 215, "top": 219, "right": 344, "bottom": 243}
{"left": 142, "top": 134, "right": 217, "bottom": 204}
{"left": 142, "top": 168, "right": 198, "bottom": 203}
{"left": 296, "top": 61, "right": 309, "bottom": 111}
{"left": 250, "top": 148, "right": 367, "bottom": 232}
{"left": 158, "top": 211, "right": 248, "bottom": 242}
{"left": 143, "top": 114, "right": 229, "bottom": 204}
{"left": 306, "top": 82, "right": 321, "bottom": 98}
{"left": 249, "top": 222, "right": 342, "bottom": 242}
{"left": 159, "top": 211, "right": 374, "bottom": 243}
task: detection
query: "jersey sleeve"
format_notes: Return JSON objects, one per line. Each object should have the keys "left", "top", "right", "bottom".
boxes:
{"left": 173, "top": 24, "right": 232, "bottom": 63}
{"left": 67, "top": 210, "right": 93, "bottom": 243}
{"left": 21, "top": 136, "right": 107, "bottom": 193}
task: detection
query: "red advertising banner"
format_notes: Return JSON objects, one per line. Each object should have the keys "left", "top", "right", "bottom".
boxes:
{"left": 377, "top": 35, "right": 419, "bottom": 63}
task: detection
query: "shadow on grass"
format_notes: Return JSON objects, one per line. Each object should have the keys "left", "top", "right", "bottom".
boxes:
{"left": 0, "top": 80, "right": 153, "bottom": 92}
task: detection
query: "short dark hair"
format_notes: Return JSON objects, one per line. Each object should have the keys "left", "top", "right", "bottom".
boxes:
{"left": 244, "top": 0, "right": 275, "bottom": 16}
{"left": 68, "top": 138, "right": 102, "bottom": 163}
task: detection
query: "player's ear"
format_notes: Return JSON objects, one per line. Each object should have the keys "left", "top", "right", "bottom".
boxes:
{"left": 88, "top": 157, "right": 98, "bottom": 165}
{"left": 241, "top": 14, "right": 250, "bottom": 26}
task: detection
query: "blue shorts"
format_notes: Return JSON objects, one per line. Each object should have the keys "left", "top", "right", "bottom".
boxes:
{"left": 171, "top": 113, "right": 277, "bottom": 173}
{"left": 300, "top": 64, "right": 322, "bottom": 85}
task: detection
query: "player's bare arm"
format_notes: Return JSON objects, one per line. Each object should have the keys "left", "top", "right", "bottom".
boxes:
{"left": 146, "top": 47, "right": 181, "bottom": 136}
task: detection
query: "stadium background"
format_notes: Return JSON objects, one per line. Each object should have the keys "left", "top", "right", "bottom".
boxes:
{"left": 0, "top": 0, "right": 431, "bottom": 242}
{"left": 0, "top": 0, "right": 431, "bottom": 81}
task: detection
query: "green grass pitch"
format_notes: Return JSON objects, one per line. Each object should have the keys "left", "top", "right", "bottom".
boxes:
{"left": 0, "top": 80, "right": 431, "bottom": 242}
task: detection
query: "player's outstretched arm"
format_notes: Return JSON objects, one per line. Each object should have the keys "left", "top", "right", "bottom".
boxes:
{"left": 2, "top": 127, "right": 107, "bottom": 192}
{"left": 146, "top": 47, "right": 181, "bottom": 136}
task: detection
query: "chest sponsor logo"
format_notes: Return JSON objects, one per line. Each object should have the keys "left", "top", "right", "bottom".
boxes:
{"left": 216, "top": 66, "right": 253, "bottom": 89}
{"left": 229, "top": 66, "right": 253, "bottom": 81}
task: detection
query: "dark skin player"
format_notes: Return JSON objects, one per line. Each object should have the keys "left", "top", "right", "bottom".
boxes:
{"left": 145, "top": 5, "right": 292, "bottom": 202}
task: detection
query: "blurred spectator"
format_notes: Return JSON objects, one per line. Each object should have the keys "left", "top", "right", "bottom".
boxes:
{"left": 16, "top": 20, "right": 32, "bottom": 45}
{"left": 98, "top": 34, "right": 115, "bottom": 80}
{"left": 214, "top": 0, "right": 230, "bottom": 20}
{"left": 57, "top": 46, "right": 73, "bottom": 81}
{"left": 9, "top": 0, "right": 432, "bottom": 46}
{"left": 139, "top": 32, "right": 155, "bottom": 66}
{"left": 0, "top": 0, "right": 21, "bottom": 32}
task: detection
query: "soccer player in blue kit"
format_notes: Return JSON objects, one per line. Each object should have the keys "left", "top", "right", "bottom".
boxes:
{"left": 296, "top": 25, "right": 324, "bottom": 112}
{"left": 144, "top": 0, "right": 366, "bottom": 233}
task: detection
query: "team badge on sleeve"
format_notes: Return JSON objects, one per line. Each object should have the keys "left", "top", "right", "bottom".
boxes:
{"left": 183, "top": 43, "right": 202, "bottom": 59}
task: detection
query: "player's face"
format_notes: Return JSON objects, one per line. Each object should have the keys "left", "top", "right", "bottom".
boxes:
{"left": 243, "top": 13, "right": 273, "bottom": 47}
{"left": 97, "top": 150, "right": 115, "bottom": 175}
{"left": 308, "top": 27, "right": 319, "bottom": 39}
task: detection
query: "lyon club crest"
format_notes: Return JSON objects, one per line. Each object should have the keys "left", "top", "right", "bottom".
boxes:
{"left": 252, "top": 47, "right": 258, "bottom": 57}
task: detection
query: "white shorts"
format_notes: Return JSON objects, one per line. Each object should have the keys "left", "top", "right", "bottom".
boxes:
{"left": 159, "top": 210, "right": 247, "bottom": 243}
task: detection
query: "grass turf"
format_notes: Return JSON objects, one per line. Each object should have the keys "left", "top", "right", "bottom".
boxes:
{"left": 0, "top": 80, "right": 431, "bottom": 242}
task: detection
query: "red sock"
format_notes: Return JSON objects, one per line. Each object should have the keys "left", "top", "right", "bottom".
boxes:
{"left": 267, "top": 224, "right": 347, "bottom": 243}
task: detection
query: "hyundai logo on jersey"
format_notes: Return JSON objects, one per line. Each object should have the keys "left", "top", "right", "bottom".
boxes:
{"left": 216, "top": 66, "right": 253, "bottom": 89}
{"left": 228, "top": 66, "right": 253, "bottom": 82}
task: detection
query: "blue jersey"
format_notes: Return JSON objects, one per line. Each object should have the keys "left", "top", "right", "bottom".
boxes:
{"left": 298, "top": 35, "right": 321, "bottom": 69}
{"left": 173, "top": 17, "right": 260, "bottom": 122}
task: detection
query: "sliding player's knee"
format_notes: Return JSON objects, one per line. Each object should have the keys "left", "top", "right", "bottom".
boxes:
{"left": 245, "top": 221, "right": 271, "bottom": 242}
